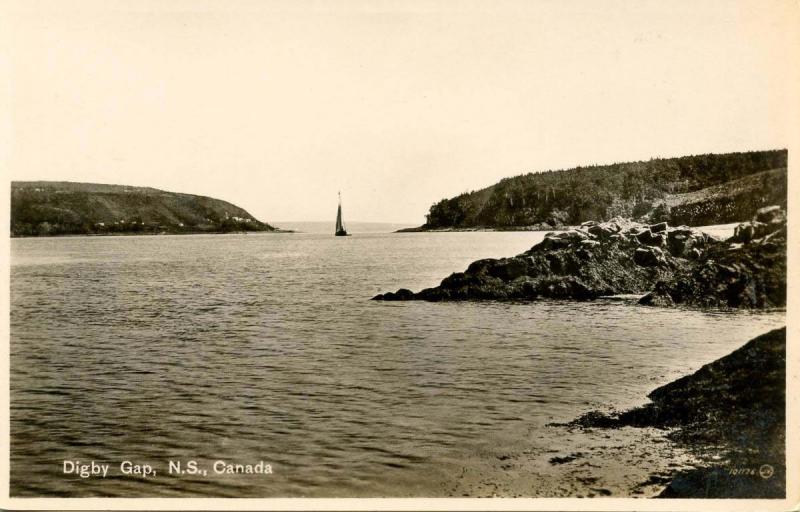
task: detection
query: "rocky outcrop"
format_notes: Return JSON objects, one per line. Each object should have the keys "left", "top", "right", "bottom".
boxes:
{"left": 374, "top": 217, "right": 715, "bottom": 302}
{"left": 639, "top": 205, "right": 786, "bottom": 309}
{"left": 376, "top": 205, "right": 787, "bottom": 309}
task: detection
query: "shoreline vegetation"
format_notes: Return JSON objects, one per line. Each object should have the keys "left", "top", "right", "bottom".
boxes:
{"left": 400, "top": 149, "right": 787, "bottom": 233}
{"left": 11, "top": 181, "right": 280, "bottom": 237}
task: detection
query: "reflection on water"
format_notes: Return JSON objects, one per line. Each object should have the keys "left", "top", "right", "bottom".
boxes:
{"left": 10, "top": 232, "right": 784, "bottom": 496}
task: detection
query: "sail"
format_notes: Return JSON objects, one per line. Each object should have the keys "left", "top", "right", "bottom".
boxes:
{"left": 336, "top": 203, "right": 344, "bottom": 232}
{"left": 335, "top": 192, "right": 347, "bottom": 235}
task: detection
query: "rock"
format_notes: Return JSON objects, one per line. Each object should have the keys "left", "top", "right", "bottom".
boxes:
{"left": 733, "top": 221, "right": 772, "bottom": 242}
{"left": 607, "top": 217, "right": 639, "bottom": 232}
{"left": 394, "top": 288, "right": 414, "bottom": 300}
{"left": 466, "top": 258, "right": 496, "bottom": 274}
{"left": 688, "top": 247, "right": 703, "bottom": 260}
{"left": 668, "top": 226, "right": 694, "bottom": 237}
{"left": 753, "top": 221, "right": 775, "bottom": 239}
{"left": 639, "top": 290, "right": 674, "bottom": 307}
{"left": 665, "top": 228, "right": 707, "bottom": 257}
{"left": 534, "top": 276, "right": 597, "bottom": 300}
{"left": 755, "top": 205, "right": 784, "bottom": 224}
{"left": 588, "top": 224, "right": 614, "bottom": 239}
{"left": 561, "top": 229, "right": 591, "bottom": 242}
{"left": 731, "top": 205, "right": 786, "bottom": 244}
{"left": 537, "top": 236, "right": 571, "bottom": 251}
{"left": 666, "top": 233, "right": 688, "bottom": 257}
{"left": 649, "top": 222, "right": 668, "bottom": 233}
{"left": 633, "top": 247, "right": 665, "bottom": 267}
{"left": 580, "top": 240, "right": 600, "bottom": 248}
{"left": 636, "top": 229, "right": 666, "bottom": 247}
{"left": 487, "top": 258, "right": 529, "bottom": 281}
{"left": 372, "top": 288, "right": 415, "bottom": 301}
{"left": 732, "top": 222, "right": 755, "bottom": 243}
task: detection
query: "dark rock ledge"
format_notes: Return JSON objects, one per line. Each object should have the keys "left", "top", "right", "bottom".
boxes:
{"left": 374, "top": 206, "right": 786, "bottom": 309}
{"left": 558, "top": 327, "right": 786, "bottom": 498}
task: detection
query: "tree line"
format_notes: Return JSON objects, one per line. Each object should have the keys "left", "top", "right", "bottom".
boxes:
{"left": 423, "top": 149, "right": 787, "bottom": 228}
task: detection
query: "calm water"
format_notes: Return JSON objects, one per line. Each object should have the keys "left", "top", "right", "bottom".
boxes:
{"left": 10, "top": 231, "right": 784, "bottom": 497}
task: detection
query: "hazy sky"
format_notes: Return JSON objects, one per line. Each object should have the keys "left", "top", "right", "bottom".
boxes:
{"left": 4, "top": 0, "right": 798, "bottom": 224}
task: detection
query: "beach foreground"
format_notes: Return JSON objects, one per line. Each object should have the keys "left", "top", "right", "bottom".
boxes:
{"left": 558, "top": 327, "right": 786, "bottom": 498}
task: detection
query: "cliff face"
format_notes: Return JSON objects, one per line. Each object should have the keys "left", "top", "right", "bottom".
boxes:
{"left": 11, "top": 181, "right": 276, "bottom": 236}
{"left": 417, "top": 149, "right": 787, "bottom": 230}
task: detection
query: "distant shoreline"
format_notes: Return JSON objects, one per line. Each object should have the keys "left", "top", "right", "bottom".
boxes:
{"left": 396, "top": 225, "right": 557, "bottom": 233}
{"left": 10, "top": 229, "right": 295, "bottom": 239}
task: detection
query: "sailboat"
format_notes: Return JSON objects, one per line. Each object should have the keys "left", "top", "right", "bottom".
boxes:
{"left": 335, "top": 191, "right": 350, "bottom": 236}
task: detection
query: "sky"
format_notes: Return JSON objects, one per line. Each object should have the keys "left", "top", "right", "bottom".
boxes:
{"left": 3, "top": 0, "right": 798, "bottom": 224}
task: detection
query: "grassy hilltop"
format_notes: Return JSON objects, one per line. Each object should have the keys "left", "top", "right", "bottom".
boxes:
{"left": 11, "top": 181, "right": 276, "bottom": 237}
{"left": 418, "top": 149, "right": 787, "bottom": 230}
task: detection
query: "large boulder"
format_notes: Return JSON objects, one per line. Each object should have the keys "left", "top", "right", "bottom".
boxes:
{"left": 466, "top": 258, "right": 496, "bottom": 274}
{"left": 487, "top": 258, "right": 529, "bottom": 281}
{"left": 732, "top": 222, "right": 762, "bottom": 243}
{"left": 639, "top": 290, "right": 675, "bottom": 307}
{"left": 636, "top": 229, "right": 667, "bottom": 247}
{"left": 560, "top": 229, "right": 592, "bottom": 242}
{"left": 634, "top": 247, "right": 665, "bottom": 267}
{"left": 533, "top": 276, "right": 597, "bottom": 300}
{"left": 649, "top": 222, "right": 668, "bottom": 233}
{"left": 666, "top": 227, "right": 707, "bottom": 258}
{"left": 373, "top": 288, "right": 415, "bottom": 301}
{"left": 537, "top": 233, "right": 571, "bottom": 251}
{"left": 588, "top": 224, "right": 614, "bottom": 239}
{"left": 755, "top": 205, "right": 785, "bottom": 224}
{"left": 731, "top": 205, "right": 786, "bottom": 243}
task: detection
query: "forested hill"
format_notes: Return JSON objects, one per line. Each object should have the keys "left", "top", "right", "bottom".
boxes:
{"left": 11, "top": 181, "right": 276, "bottom": 236}
{"left": 418, "top": 149, "right": 787, "bottom": 230}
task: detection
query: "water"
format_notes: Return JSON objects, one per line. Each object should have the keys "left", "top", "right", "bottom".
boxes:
{"left": 10, "top": 231, "right": 784, "bottom": 497}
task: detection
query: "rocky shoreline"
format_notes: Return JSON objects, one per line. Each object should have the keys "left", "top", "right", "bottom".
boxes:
{"left": 558, "top": 327, "right": 786, "bottom": 498}
{"left": 375, "top": 205, "right": 786, "bottom": 310}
